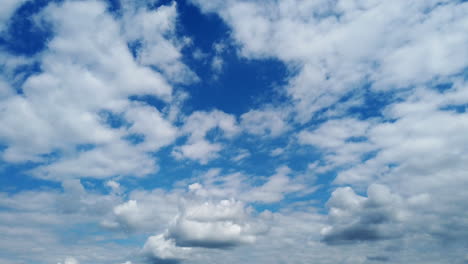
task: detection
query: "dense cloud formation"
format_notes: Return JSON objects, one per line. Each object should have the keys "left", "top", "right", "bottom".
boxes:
{"left": 322, "top": 184, "right": 407, "bottom": 244}
{"left": 0, "top": 0, "right": 468, "bottom": 264}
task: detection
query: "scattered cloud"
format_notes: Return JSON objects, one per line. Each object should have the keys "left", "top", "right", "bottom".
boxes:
{"left": 1, "top": 0, "right": 467, "bottom": 263}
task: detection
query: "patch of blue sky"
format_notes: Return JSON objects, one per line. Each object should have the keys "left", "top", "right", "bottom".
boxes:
{"left": 75, "top": 143, "right": 96, "bottom": 152}
{"left": 55, "top": 222, "right": 138, "bottom": 247}
{"left": 348, "top": 90, "right": 396, "bottom": 120}
{"left": 108, "top": 235, "right": 149, "bottom": 247}
{"left": 123, "top": 133, "right": 146, "bottom": 145}
{"left": 175, "top": 0, "right": 230, "bottom": 52}
{"left": 126, "top": 40, "right": 143, "bottom": 60}
{"left": 440, "top": 104, "right": 467, "bottom": 113}
{"left": 0, "top": 0, "right": 54, "bottom": 56}
{"left": 0, "top": 161, "right": 61, "bottom": 194}
{"left": 105, "top": 0, "right": 121, "bottom": 14}
{"left": 6, "top": 62, "right": 42, "bottom": 93}
{"left": 170, "top": 1, "right": 290, "bottom": 115}
{"left": 182, "top": 50, "right": 289, "bottom": 115}
{"left": 128, "top": 95, "right": 168, "bottom": 112}
{"left": 98, "top": 110, "right": 130, "bottom": 129}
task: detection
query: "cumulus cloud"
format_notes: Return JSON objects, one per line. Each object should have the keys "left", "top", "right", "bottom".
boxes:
{"left": 172, "top": 110, "right": 239, "bottom": 164}
{"left": 321, "top": 184, "right": 407, "bottom": 244}
{"left": 168, "top": 199, "right": 262, "bottom": 248}
{"left": 142, "top": 234, "right": 188, "bottom": 264}
{"left": 1, "top": 0, "right": 468, "bottom": 263}
{"left": 0, "top": 182, "right": 128, "bottom": 264}
{"left": 241, "top": 108, "right": 290, "bottom": 137}
{"left": 0, "top": 0, "right": 187, "bottom": 181}
{"left": 106, "top": 189, "right": 179, "bottom": 232}
{"left": 244, "top": 166, "right": 306, "bottom": 203}
{"left": 336, "top": 82, "right": 468, "bottom": 188}
{"left": 185, "top": 166, "right": 310, "bottom": 204}
{"left": 111, "top": 184, "right": 267, "bottom": 251}
{"left": 120, "top": 1, "right": 198, "bottom": 84}
{"left": 191, "top": 0, "right": 468, "bottom": 122}
{"left": 298, "top": 118, "right": 374, "bottom": 172}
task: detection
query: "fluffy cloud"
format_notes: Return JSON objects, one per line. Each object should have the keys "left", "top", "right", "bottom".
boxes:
{"left": 191, "top": 0, "right": 468, "bottom": 122}
{"left": 321, "top": 184, "right": 407, "bottom": 244}
{"left": 142, "top": 234, "right": 189, "bottom": 263}
{"left": 0, "top": 181, "right": 131, "bottom": 264}
{"left": 298, "top": 118, "right": 374, "bottom": 172}
{"left": 106, "top": 189, "right": 179, "bottom": 232}
{"left": 240, "top": 108, "right": 290, "bottom": 137}
{"left": 120, "top": 1, "right": 197, "bottom": 84}
{"left": 111, "top": 184, "right": 267, "bottom": 251}
{"left": 185, "top": 166, "right": 309, "bottom": 204}
{"left": 0, "top": 0, "right": 185, "bottom": 180}
{"left": 336, "top": 82, "right": 468, "bottom": 188}
{"left": 244, "top": 166, "right": 306, "bottom": 203}
{"left": 168, "top": 199, "right": 261, "bottom": 248}
{"left": 173, "top": 110, "right": 239, "bottom": 164}
{"left": 1, "top": 0, "right": 468, "bottom": 263}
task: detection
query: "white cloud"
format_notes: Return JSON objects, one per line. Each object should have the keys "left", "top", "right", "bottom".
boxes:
{"left": 1, "top": 0, "right": 468, "bottom": 263}
{"left": 120, "top": 1, "right": 198, "bottom": 84}
{"left": 321, "top": 184, "right": 407, "bottom": 244}
{"left": 231, "top": 148, "right": 250, "bottom": 162}
{"left": 106, "top": 180, "right": 122, "bottom": 194}
{"left": 245, "top": 166, "right": 306, "bottom": 203}
{"left": 31, "top": 142, "right": 158, "bottom": 180}
{"left": 192, "top": 0, "right": 468, "bottom": 122}
{"left": 185, "top": 166, "right": 310, "bottom": 205}
{"left": 60, "top": 257, "right": 79, "bottom": 264}
{"left": 142, "top": 234, "right": 189, "bottom": 263}
{"left": 173, "top": 139, "right": 223, "bottom": 165}
{"left": 0, "top": 0, "right": 189, "bottom": 180}
{"left": 181, "top": 110, "right": 239, "bottom": 140}
{"left": 336, "top": 82, "right": 468, "bottom": 188}
{"left": 173, "top": 110, "right": 239, "bottom": 164}
{"left": 0, "top": 182, "right": 130, "bottom": 264}
{"left": 211, "top": 56, "right": 224, "bottom": 74}
{"left": 168, "top": 199, "right": 262, "bottom": 248}
{"left": 108, "top": 189, "right": 179, "bottom": 232}
{"left": 241, "top": 108, "right": 290, "bottom": 137}
{"left": 269, "top": 147, "right": 284, "bottom": 157}
{"left": 298, "top": 118, "right": 374, "bottom": 171}
{"left": 124, "top": 103, "right": 178, "bottom": 151}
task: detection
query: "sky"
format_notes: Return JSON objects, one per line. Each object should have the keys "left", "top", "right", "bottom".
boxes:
{"left": 0, "top": 0, "right": 468, "bottom": 263}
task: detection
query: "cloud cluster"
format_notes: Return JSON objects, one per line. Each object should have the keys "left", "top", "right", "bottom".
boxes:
{"left": 0, "top": 0, "right": 194, "bottom": 182}
{"left": 172, "top": 110, "right": 239, "bottom": 164}
{"left": 168, "top": 199, "right": 261, "bottom": 248}
{"left": 1, "top": 0, "right": 468, "bottom": 263}
{"left": 124, "top": 186, "right": 268, "bottom": 262}
{"left": 322, "top": 184, "right": 407, "bottom": 244}
{"left": 191, "top": 0, "right": 468, "bottom": 122}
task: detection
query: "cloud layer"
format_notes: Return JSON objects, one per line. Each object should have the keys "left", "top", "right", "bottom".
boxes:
{"left": 1, "top": 0, "right": 468, "bottom": 264}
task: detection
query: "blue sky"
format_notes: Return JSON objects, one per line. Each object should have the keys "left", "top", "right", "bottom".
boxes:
{"left": 1, "top": 0, "right": 468, "bottom": 264}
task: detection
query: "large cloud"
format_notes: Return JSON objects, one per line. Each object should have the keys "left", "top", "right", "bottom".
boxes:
{"left": 190, "top": 0, "right": 468, "bottom": 122}
{"left": 0, "top": 0, "right": 186, "bottom": 180}
{"left": 1, "top": 0, "right": 468, "bottom": 263}
{"left": 321, "top": 184, "right": 407, "bottom": 244}
{"left": 168, "top": 199, "right": 262, "bottom": 248}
